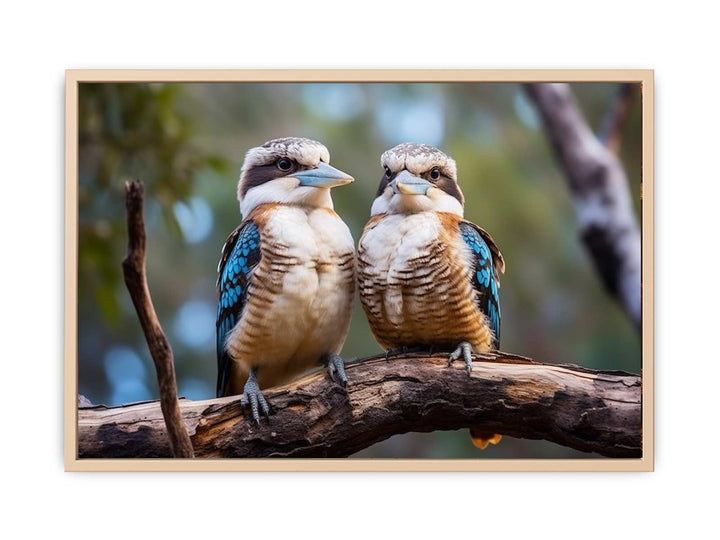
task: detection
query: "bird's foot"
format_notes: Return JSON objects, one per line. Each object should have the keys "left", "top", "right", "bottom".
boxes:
{"left": 325, "top": 353, "right": 348, "bottom": 388}
{"left": 448, "top": 341, "right": 474, "bottom": 376}
{"left": 240, "top": 370, "right": 270, "bottom": 425}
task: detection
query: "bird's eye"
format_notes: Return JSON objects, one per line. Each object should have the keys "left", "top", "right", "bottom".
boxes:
{"left": 384, "top": 166, "right": 392, "bottom": 178}
{"left": 430, "top": 168, "right": 441, "bottom": 180}
{"left": 277, "top": 158, "right": 294, "bottom": 171}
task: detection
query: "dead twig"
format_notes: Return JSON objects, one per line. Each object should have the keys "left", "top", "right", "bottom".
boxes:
{"left": 121, "top": 180, "right": 194, "bottom": 458}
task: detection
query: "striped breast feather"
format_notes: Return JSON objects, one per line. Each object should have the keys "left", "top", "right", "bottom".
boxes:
{"left": 459, "top": 221, "right": 504, "bottom": 348}
{"left": 216, "top": 220, "right": 262, "bottom": 397}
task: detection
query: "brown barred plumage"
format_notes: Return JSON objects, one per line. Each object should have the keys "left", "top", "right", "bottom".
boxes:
{"left": 362, "top": 141, "right": 505, "bottom": 450}
{"left": 358, "top": 211, "right": 494, "bottom": 354}
{"left": 223, "top": 203, "right": 356, "bottom": 396}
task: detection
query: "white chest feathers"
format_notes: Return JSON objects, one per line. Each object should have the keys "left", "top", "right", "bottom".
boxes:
{"left": 358, "top": 212, "right": 445, "bottom": 324}
{"left": 227, "top": 206, "right": 356, "bottom": 386}
{"left": 360, "top": 212, "right": 442, "bottom": 272}
{"left": 263, "top": 206, "right": 355, "bottom": 263}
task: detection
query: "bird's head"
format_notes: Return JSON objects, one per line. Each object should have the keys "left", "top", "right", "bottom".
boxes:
{"left": 237, "top": 137, "right": 354, "bottom": 218}
{"left": 371, "top": 143, "right": 464, "bottom": 216}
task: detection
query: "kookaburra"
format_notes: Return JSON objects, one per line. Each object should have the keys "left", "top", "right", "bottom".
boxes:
{"left": 357, "top": 142, "right": 505, "bottom": 449}
{"left": 216, "top": 137, "right": 356, "bottom": 423}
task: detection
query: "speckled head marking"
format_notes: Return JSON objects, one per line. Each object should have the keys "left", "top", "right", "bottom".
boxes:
{"left": 238, "top": 137, "right": 330, "bottom": 199}
{"left": 372, "top": 143, "right": 464, "bottom": 216}
{"left": 236, "top": 137, "right": 352, "bottom": 218}
{"left": 381, "top": 143, "right": 458, "bottom": 182}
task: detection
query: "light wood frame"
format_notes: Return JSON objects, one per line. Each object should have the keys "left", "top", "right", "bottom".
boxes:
{"left": 65, "top": 69, "right": 654, "bottom": 472}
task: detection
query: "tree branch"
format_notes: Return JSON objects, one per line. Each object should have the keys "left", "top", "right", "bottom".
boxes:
{"left": 524, "top": 83, "right": 642, "bottom": 330}
{"left": 121, "top": 180, "right": 194, "bottom": 458}
{"left": 78, "top": 351, "right": 641, "bottom": 459}
{"left": 598, "top": 83, "right": 639, "bottom": 154}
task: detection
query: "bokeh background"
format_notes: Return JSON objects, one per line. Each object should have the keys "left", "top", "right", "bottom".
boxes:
{"left": 77, "top": 82, "right": 641, "bottom": 459}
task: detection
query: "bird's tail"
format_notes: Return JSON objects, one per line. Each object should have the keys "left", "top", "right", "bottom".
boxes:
{"left": 470, "top": 429, "right": 502, "bottom": 450}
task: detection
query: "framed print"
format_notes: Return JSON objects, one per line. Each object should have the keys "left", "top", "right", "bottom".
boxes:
{"left": 65, "top": 69, "right": 653, "bottom": 471}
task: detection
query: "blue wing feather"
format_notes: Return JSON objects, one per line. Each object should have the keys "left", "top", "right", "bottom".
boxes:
{"left": 216, "top": 220, "right": 261, "bottom": 397}
{"left": 459, "top": 222, "right": 502, "bottom": 348}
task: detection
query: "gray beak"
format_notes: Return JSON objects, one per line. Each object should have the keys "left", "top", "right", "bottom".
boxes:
{"left": 294, "top": 162, "right": 354, "bottom": 188}
{"left": 392, "top": 169, "right": 432, "bottom": 195}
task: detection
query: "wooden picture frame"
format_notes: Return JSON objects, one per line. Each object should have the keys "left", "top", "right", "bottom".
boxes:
{"left": 65, "top": 69, "right": 653, "bottom": 471}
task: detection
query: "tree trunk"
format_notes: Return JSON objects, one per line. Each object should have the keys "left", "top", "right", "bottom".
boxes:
{"left": 525, "top": 83, "right": 642, "bottom": 330}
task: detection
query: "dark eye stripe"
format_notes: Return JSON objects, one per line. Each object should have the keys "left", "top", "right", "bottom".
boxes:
{"left": 376, "top": 170, "right": 396, "bottom": 197}
{"left": 436, "top": 176, "right": 465, "bottom": 206}
{"left": 241, "top": 164, "right": 289, "bottom": 197}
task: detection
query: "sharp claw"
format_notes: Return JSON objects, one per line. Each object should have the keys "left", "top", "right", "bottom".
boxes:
{"left": 463, "top": 345, "right": 473, "bottom": 376}
{"left": 448, "top": 347, "right": 461, "bottom": 366}
{"left": 338, "top": 367, "right": 348, "bottom": 388}
{"left": 242, "top": 370, "right": 268, "bottom": 424}
{"left": 240, "top": 394, "right": 248, "bottom": 417}
{"left": 326, "top": 354, "right": 348, "bottom": 389}
{"left": 257, "top": 392, "right": 270, "bottom": 419}
{"left": 336, "top": 361, "right": 348, "bottom": 387}
{"left": 249, "top": 393, "right": 260, "bottom": 424}
{"left": 449, "top": 342, "right": 474, "bottom": 376}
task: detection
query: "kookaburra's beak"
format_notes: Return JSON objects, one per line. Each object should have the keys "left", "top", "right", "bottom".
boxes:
{"left": 393, "top": 170, "right": 432, "bottom": 195}
{"left": 294, "top": 162, "right": 354, "bottom": 188}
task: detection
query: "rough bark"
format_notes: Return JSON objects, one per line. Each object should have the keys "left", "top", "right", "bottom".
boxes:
{"left": 599, "top": 83, "right": 639, "bottom": 154}
{"left": 121, "top": 180, "right": 194, "bottom": 458}
{"left": 78, "top": 351, "right": 641, "bottom": 459}
{"left": 525, "top": 83, "right": 642, "bottom": 330}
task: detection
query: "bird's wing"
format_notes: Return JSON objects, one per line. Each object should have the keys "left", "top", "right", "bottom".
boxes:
{"left": 216, "top": 220, "right": 262, "bottom": 397}
{"left": 459, "top": 221, "right": 504, "bottom": 348}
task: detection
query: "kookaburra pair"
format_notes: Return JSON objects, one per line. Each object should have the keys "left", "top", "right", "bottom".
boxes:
{"left": 216, "top": 138, "right": 504, "bottom": 448}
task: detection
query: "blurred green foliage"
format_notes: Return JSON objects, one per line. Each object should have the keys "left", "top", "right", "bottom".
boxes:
{"left": 78, "top": 83, "right": 229, "bottom": 321}
{"left": 77, "top": 81, "right": 642, "bottom": 459}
